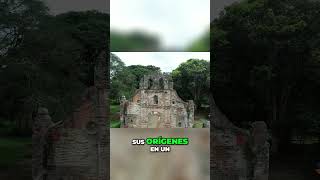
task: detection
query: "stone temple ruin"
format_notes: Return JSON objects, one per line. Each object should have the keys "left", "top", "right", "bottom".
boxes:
{"left": 32, "top": 51, "right": 108, "bottom": 180}
{"left": 120, "top": 73, "right": 195, "bottom": 128}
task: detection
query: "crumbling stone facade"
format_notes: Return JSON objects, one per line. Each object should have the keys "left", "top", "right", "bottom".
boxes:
{"left": 32, "top": 51, "right": 109, "bottom": 180}
{"left": 120, "top": 73, "right": 194, "bottom": 128}
{"left": 210, "top": 95, "right": 269, "bottom": 180}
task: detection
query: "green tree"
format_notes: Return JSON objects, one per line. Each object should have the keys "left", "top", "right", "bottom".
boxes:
{"left": 55, "top": 11, "right": 109, "bottom": 86}
{"left": 110, "top": 53, "right": 125, "bottom": 79}
{"left": 111, "top": 31, "right": 160, "bottom": 51}
{"left": 110, "top": 53, "right": 136, "bottom": 103}
{"left": 211, "top": 0, "right": 320, "bottom": 148}
{"left": 0, "top": 0, "right": 49, "bottom": 55}
{"left": 109, "top": 55, "right": 162, "bottom": 103}
{"left": 172, "top": 59, "right": 210, "bottom": 109}
{"left": 0, "top": 1, "right": 109, "bottom": 135}
{"left": 127, "top": 65, "right": 161, "bottom": 89}
{"left": 188, "top": 30, "right": 210, "bottom": 52}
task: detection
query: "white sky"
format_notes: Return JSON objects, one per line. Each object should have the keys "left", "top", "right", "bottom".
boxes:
{"left": 111, "top": 0, "right": 210, "bottom": 49}
{"left": 112, "top": 52, "right": 210, "bottom": 72}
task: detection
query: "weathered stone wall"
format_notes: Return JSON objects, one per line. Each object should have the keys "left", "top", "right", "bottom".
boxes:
{"left": 67, "top": 87, "right": 96, "bottom": 129}
{"left": 210, "top": 95, "right": 269, "bottom": 180}
{"left": 212, "top": 128, "right": 250, "bottom": 180}
{"left": 32, "top": 108, "right": 54, "bottom": 180}
{"left": 121, "top": 73, "right": 194, "bottom": 128}
{"left": 46, "top": 129, "right": 99, "bottom": 179}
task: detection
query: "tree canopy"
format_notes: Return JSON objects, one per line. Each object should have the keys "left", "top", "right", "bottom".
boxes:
{"left": 212, "top": 0, "right": 320, "bottom": 147}
{"left": 0, "top": 0, "right": 109, "bottom": 135}
{"left": 110, "top": 53, "right": 162, "bottom": 103}
{"left": 111, "top": 31, "right": 160, "bottom": 51}
{"left": 172, "top": 59, "right": 210, "bottom": 108}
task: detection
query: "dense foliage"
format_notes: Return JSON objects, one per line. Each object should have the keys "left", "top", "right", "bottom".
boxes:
{"left": 110, "top": 54, "right": 210, "bottom": 108}
{"left": 172, "top": 59, "right": 210, "bottom": 108}
{"left": 212, "top": 0, "right": 320, "bottom": 147}
{"left": 110, "top": 53, "right": 161, "bottom": 103}
{"left": 111, "top": 31, "right": 160, "bottom": 51}
{"left": 0, "top": 0, "right": 109, "bottom": 135}
{"left": 111, "top": 30, "right": 210, "bottom": 52}
{"left": 188, "top": 30, "right": 210, "bottom": 52}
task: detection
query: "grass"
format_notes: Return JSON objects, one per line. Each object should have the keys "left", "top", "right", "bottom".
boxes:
{"left": 110, "top": 105, "right": 120, "bottom": 114}
{"left": 193, "top": 120, "right": 205, "bottom": 128}
{"left": 110, "top": 105, "right": 121, "bottom": 128}
{"left": 110, "top": 120, "right": 121, "bottom": 128}
{"left": 0, "top": 137, "right": 31, "bottom": 168}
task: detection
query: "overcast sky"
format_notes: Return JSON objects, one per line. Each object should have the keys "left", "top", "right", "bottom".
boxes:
{"left": 112, "top": 52, "right": 210, "bottom": 72}
{"left": 111, "top": 0, "right": 210, "bottom": 49}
